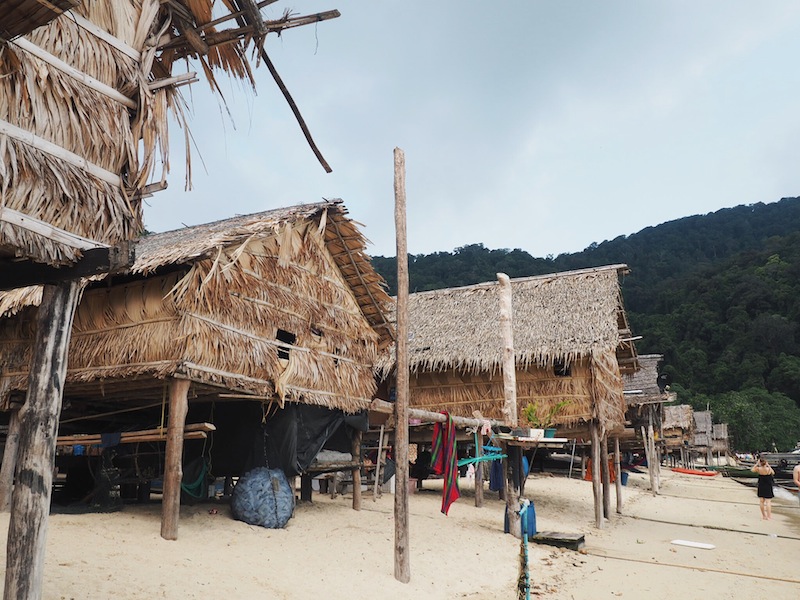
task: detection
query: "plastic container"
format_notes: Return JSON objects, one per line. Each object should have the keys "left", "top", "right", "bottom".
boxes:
{"left": 503, "top": 500, "right": 537, "bottom": 536}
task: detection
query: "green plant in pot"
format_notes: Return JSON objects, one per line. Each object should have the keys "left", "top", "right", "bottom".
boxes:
{"left": 523, "top": 400, "right": 570, "bottom": 438}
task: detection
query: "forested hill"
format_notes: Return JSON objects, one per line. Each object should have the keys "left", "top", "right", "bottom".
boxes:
{"left": 370, "top": 197, "right": 800, "bottom": 452}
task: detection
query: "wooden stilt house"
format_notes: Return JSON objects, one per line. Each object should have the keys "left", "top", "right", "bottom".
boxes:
{"left": 662, "top": 404, "right": 695, "bottom": 467}
{"left": 0, "top": 199, "right": 393, "bottom": 529}
{"left": 378, "top": 265, "right": 638, "bottom": 527}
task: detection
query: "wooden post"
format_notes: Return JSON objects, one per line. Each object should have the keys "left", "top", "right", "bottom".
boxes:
{"left": 300, "top": 475, "right": 313, "bottom": 502}
{"left": 160, "top": 378, "right": 190, "bottom": 540}
{"left": 0, "top": 408, "right": 21, "bottom": 511}
{"left": 614, "top": 437, "right": 622, "bottom": 514}
{"left": 474, "top": 432, "right": 484, "bottom": 508}
{"left": 393, "top": 147, "right": 411, "bottom": 584}
{"left": 5, "top": 281, "right": 81, "bottom": 600}
{"left": 498, "top": 273, "right": 520, "bottom": 539}
{"left": 373, "top": 424, "right": 385, "bottom": 501}
{"left": 590, "top": 421, "right": 603, "bottom": 529}
{"left": 649, "top": 422, "right": 660, "bottom": 495}
{"left": 352, "top": 429, "right": 362, "bottom": 511}
{"left": 580, "top": 450, "right": 586, "bottom": 480}
{"left": 600, "top": 432, "right": 611, "bottom": 518}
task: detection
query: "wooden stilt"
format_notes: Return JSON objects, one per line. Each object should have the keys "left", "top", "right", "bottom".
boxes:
{"left": 0, "top": 408, "right": 21, "bottom": 511}
{"left": 5, "top": 281, "right": 81, "bottom": 600}
{"left": 600, "top": 432, "right": 611, "bottom": 518}
{"left": 160, "top": 378, "right": 190, "bottom": 540}
{"left": 580, "top": 450, "right": 586, "bottom": 480}
{"left": 300, "top": 475, "right": 312, "bottom": 502}
{"left": 352, "top": 429, "right": 362, "bottom": 511}
{"left": 373, "top": 425, "right": 385, "bottom": 501}
{"left": 474, "top": 432, "right": 484, "bottom": 508}
{"left": 590, "top": 421, "right": 603, "bottom": 529}
{"left": 614, "top": 437, "right": 622, "bottom": 514}
{"left": 393, "top": 147, "right": 411, "bottom": 584}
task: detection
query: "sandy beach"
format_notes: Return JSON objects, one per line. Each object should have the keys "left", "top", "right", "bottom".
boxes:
{"left": 0, "top": 469, "right": 798, "bottom": 599}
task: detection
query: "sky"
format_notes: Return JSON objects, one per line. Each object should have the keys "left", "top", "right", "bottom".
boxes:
{"left": 144, "top": 1, "right": 800, "bottom": 258}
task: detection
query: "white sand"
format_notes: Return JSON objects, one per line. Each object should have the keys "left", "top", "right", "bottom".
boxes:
{"left": 0, "top": 469, "right": 798, "bottom": 599}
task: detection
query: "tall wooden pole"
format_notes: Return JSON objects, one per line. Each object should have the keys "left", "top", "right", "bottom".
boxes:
{"left": 498, "top": 273, "right": 521, "bottom": 539}
{"left": 474, "top": 432, "right": 484, "bottom": 508}
{"left": 161, "top": 378, "right": 190, "bottom": 540}
{"left": 614, "top": 437, "right": 622, "bottom": 514}
{"left": 590, "top": 421, "right": 603, "bottom": 529}
{"left": 5, "top": 281, "right": 81, "bottom": 600}
{"left": 0, "top": 408, "right": 21, "bottom": 511}
{"left": 393, "top": 147, "right": 411, "bottom": 583}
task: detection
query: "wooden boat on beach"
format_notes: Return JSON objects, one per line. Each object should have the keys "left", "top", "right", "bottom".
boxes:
{"left": 671, "top": 467, "right": 718, "bottom": 477}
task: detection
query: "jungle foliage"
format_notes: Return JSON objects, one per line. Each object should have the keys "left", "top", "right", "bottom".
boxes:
{"left": 371, "top": 197, "right": 800, "bottom": 451}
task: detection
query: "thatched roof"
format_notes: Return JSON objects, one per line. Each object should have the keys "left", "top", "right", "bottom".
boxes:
{"left": 624, "top": 354, "right": 674, "bottom": 406}
{"left": 662, "top": 404, "right": 694, "bottom": 430}
{"left": 0, "top": 0, "right": 80, "bottom": 40}
{"left": 0, "top": 200, "right": 393, "bottom": 414}
{"left": 378, "top": 265, "right": 635, "bottom": 431}
{"left": 1, "top": 1, "right": 337, "bottom": 269}
{"left": 379, "top": 265, "right": 635, "bottom": 375}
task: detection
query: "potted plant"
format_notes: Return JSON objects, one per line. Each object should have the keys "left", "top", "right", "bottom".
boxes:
{"left": 523, "top": 400, "right": 570, "bottom": 438}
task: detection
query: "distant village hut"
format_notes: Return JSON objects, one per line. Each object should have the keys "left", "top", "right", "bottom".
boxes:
{"left": 379, "top": 265, "right": 637, "bottom": 527}
{"left": 0, "top": 200, "right": 393, "bottom": 533}
{"left": 662, "top": 404, "right": 695, "bottom": 467}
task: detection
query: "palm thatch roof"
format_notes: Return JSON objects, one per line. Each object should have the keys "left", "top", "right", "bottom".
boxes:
{"left": 624, "top": 354, "right": 675, "bottom": 406}
{"left": 380, "top": 265, "right": 635, "bottom": 375}
{"left": 1, "top": 1, "right": 338, "bottom": 270}
{"left": 380, "top": 265, "right": 636, "bottom": 430}
{"left": 0, "top": 0, "right": 80, "bottom": 40}
{"left": 0, "top": 200, "right": 393, "bottom": 414}
{"left": 662, "top": 404, "right": 694, "bottom": 430}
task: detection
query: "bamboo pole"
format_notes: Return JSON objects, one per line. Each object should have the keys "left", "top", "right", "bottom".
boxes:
{"left": 614, "top": 437, "right": 622, "bottom": 514}
{"left": 351, "top": 429, "right": 362, "bottom": 511}
{"left": 0, "top": 409, "right": 21, "bottom": 511}
{"left": 498, "top": 273, "right": 521, "bottom": 539}
{"left": 5, "top": 281, "right": 81, "bottom": 600}
{"left": 600, "top": 432, "right": 611, "bottom": 518}
{"left": 393, "top": 147, "right": 410, "bottom": 584}
{"left": 590, "top": 421, "right": 603, "bottom": 529}
{"left": 160, "top": 378, "right": 190, "bottom": 540}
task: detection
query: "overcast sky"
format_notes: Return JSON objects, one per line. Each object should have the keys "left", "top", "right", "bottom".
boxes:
{"left": 144, "top": 1, "right": 800, "bottom": 258}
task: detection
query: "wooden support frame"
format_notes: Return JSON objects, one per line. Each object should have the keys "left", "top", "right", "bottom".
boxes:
{"left": 160, "top": 378, "right": 190, "bottom": 541}
{"left": 614, "top": 437, "right": 622, "bottom": 514}
{"left": 5, "top": 281, "right": 81, "bottom": 600}
{"left": 0, "top": 242, "right": 134, "bottom": 291}
{"left": 600, "top": 432, "right": 611, "bottom": 518}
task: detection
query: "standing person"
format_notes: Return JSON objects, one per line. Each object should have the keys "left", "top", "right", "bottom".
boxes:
{"left": 752, "top": 457, "right": 775, "bottom": 520}
{"left": 793, "top": 462, "right": 800, "bottom": 506}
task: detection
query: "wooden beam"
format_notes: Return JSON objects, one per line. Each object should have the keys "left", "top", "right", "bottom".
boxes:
{"left": 0, "top": 242, "right": 134, "bottom": 291}
{"left": 4, "top": 281, "right": 81, "bottom": 600}
{"left": 9, "top": 38, "right": 136, "bottom": 109}
{"left": 474, "top": 432, "right": 484, "bottom": 508}
{"left": 0, "top": 118, "right": 123, "bottom": 186}
{"left": 393, "top": 147, "right": 410, "bottom": 584}
{"left": 0, "top": 207, "right": 108, "bottom": 251}
{"left": 160, "top": 378, "right": 190, "bottom": 540}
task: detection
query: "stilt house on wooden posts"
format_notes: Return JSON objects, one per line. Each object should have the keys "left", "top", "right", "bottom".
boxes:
{"left": 379, "top": 265, "right": 637, "bottom": 431}
{"left": 377, "top": 265, "right": 638, "bottom": 527}
{"left": 662, "top": 404, "right": 695, "bottom": 467}
{"left": 622, "top": 354, "right": 675, "bottom": 490}
{"left": 622, "top": 354, "right": 675, "bottom": 446}
{"left": 693, "top": 410, "right": 714, "bottom": 465}
{"left": 0, "top": 200, "right": 393, "bottom": 524}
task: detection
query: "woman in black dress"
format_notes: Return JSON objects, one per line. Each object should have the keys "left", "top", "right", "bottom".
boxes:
{"left": 752, "top": 457, "right": 775, "bottom": 520}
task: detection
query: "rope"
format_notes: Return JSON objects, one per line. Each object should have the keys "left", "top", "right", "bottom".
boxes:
{"left": 623, "top": 514, "right": 800, "bottom": 541}
{"left": 583, "top": 549, "right": 800, "bottom": 584}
